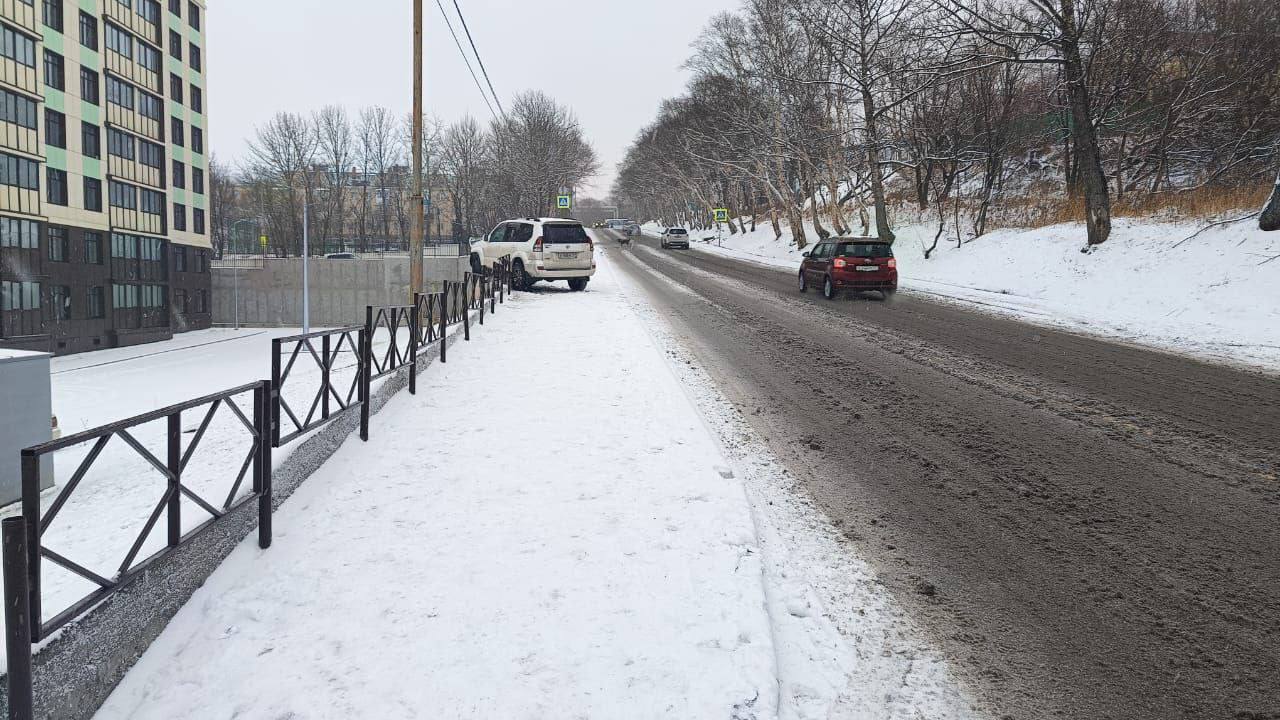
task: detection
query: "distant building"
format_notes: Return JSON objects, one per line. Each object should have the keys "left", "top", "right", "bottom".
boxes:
{"left": 0, "top": 0, "right": 211, "bottom": 356}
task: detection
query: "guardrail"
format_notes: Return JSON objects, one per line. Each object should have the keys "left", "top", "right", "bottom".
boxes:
{"left": 3, "top": 253, "right": 519, "bottom": 719}
{"left": 270, "top": 327, "right": 367, "bottom": 447}
{"left": 4, "top": 381, "right": 272, "bottom": 717}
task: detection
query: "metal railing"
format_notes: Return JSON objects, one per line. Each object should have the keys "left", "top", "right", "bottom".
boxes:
{"left": 359, "top": 305, "right": 418, "bottom": 441}
{"left": 271, "top": 327, "right": 367, "bottom": 447}
{"left": 4, "top": 381, "right": 273, "bottom": 717}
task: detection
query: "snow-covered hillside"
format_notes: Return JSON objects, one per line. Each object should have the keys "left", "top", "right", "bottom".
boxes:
{"left": 644, "top": 218, "right": 1280, "bottom": 371}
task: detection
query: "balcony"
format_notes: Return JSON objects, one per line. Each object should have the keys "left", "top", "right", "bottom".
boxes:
{"left": 0, "top": 119, "right": 39, "bottom": 158}
{"left": 105, "top": 50, "right": 161, "bottom": 95}
{"left": 102, "top": 0, "right": 161, "bottom": 47}
{"left": 108, "top": 153, "right": 163, "bottom": 189}
{"left": 106, "top": 103, "right": 163, "bottom": 144}
{"left": 0, "top": 185, "right": 40, "bottom": 217}
{"left": 110, "top": 206, "right": 165, "bottom": 236}
{"left": 0, "top": 0, "right": 37, "bottom": 35}
{"left": 0, "top": 55, "right": 38, "bottom": 96}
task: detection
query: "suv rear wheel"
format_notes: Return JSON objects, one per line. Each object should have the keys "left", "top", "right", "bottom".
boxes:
{"left": 568, "top": 278, "right": 588, "bottom": 292}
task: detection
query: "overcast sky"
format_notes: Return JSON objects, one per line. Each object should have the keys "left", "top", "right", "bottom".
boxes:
{"left": 207, "top": 0, "right": 738, "bottom": 197}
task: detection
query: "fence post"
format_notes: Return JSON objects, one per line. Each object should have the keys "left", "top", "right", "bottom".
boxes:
{"left": 167, "top": 412, "right": 181, "bottom": 547}
{"left": 408, "top": 307, "right": 418, "bottom": 395}
{"left": 360, "top": 307, "right": 372, "bottom": 442}
{"left": 499, "top": 261, "right": 505, "bottom": 305}
{"left": 463, "top": 273, "right": 471, "bottom": 341}
{"left": 321, "top": 334, "right": 331, "bottom": 420}
{"left": 439, "top": 282, "right": 448, "bottom": 364}
{"left": 270, "top": 338, "right": 282, "bottom": 448}
{"left": 254, "top": 380, "right": 273, "bottom": 549}
{"left": 20, "top": 453, "right": 39, "bottom": 637}
{"left": 479, "top": 274, "right": 486, "bottom": 325}
{"left": 3, "top": 516, "right": 34, "bottom": 720}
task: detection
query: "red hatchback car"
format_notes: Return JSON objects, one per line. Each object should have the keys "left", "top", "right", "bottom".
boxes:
{"left": 799, "top": 238, "right": 898, "bottom": 300}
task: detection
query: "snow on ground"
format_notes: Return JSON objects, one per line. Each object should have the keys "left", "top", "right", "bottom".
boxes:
{"left": 94, "top": 249, "right": 974, "bottom": 719}
{"left": 645, "top": 217, "right": 1280, "bottom": 371}
{"left": 0, "top": 326, "right": 404, "bottom": 670}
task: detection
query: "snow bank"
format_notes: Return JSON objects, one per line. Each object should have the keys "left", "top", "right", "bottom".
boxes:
{"left": 95, "top": 272, "right": 780, "bottom": 718}
{"left": 653, "top": 217, "right": 1280, "bottom": 370}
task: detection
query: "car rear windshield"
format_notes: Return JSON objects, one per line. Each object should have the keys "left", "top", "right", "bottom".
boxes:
{"left": 836, "top": 242, "right": 893, "bottom": 258}
{"left": 544, "top": 224, "right": 590, "bottom": 244}
{"left": 669, "top": 228, "right": 687, "bottom": 234}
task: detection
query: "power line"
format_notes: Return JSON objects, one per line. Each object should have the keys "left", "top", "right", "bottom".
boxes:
{"left": 433, "top": 0, "right": 498, "bottom": 119}
{"left": 450, "top": 0, "right": 505, "bottom": 117}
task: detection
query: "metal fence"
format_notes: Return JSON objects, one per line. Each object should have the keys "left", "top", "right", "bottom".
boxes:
{"left": 2, "top": 251, "right": 518, "bottom": 720}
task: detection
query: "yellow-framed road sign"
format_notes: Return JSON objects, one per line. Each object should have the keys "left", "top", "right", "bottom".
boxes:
{"left": 713, "top": 208, "right": 729, "bottom": 222}
{"left": 557, "top": 195, "right": 572, "bottom": 210}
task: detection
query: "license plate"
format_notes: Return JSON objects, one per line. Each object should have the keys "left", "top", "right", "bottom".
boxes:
{"left": 555, "top": 252, "right": 578, "bottom": 259}
{"left": 855, "top": 265, "right": 879, "bottom": 272}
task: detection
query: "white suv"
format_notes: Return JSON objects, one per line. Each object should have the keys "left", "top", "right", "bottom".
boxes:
{"left": 471, "top": 218, "right": 596, "bottom": 291}
{"left": 660, "top": 227, "right": 690, "bottom": 249}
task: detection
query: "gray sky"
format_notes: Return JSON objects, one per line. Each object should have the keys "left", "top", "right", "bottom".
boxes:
{"left": 207, "top": 0, "right": 738, "bottom": 197}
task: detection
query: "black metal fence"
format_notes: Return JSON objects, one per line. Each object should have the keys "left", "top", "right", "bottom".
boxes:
{"left": 3, "top": 253, "right": 518, "bottom": 720}
{"left": 4, "top": 381, "right": 273, "bottom": 718}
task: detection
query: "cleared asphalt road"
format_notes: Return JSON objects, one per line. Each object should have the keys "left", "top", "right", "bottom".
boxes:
{"left": 602, "top": 231, "right": 1280, "bottom": 720}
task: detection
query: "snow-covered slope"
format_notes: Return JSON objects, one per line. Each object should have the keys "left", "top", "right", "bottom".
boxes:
{"left": 646, "top": 218, "right": 1280, "bottom": 371}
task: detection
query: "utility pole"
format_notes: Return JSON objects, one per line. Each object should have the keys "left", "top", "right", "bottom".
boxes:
{"left": 409, "top": 0, "right": 425, "bottom": 303}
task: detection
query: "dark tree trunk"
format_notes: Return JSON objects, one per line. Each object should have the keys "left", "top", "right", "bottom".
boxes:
{"left": 1060, "top": 0, "right": 1112, "bottom": 247}
{"left": 861, "top": 86, "right": 896, "bottom": 244}
{"left": 1261, "top": 172, "right": 1280, "bottom": 232}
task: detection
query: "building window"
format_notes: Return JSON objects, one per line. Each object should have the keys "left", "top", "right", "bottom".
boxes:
{"left": 51, "top": 285, "right": 71, "bottom": 320}
{"left": 42, "top": 0, "right": 62, "bottom": 33}
{"left": 47, "top": 227, "right": 68, "bottom": 262}
{"left": 140, "top": 236, "right": 163, "bottom": 262}
{"left": 105, "top": 23, "right": 133, "bottom": 59}
{"left": 195, "top": 249, "right": 207, "bottom": 273}
{"left": 0, "top": 152, "right": 40, "bottom": 191}
{"left": 111, "top": 233, "right": 137, "bottom": 258}
{"left": 137, "top": 0, "right": 159, "bottom": 26}
{"left": 169, "top": 73, "right": 183, "bottom": 103}
{"left": 80, "top": 67, "right": 99, "bottom": 104}
{"left": 47, "top": 168, "right": 68, "bottom": 206}
{"left": 189, "top": 43, "right": 200, "bottom": 71}
{"left": 168, "top": 30, "right": 181, "bottom": 59}
{"left": 43, "top": 50, "right": 64, "bottom": 91}
{"left": 172, "top": 159, "right": 185, "bottom": 188}
{"left": 0, "top": 218, "right": 39, "bottom": 248}
{"left": 0, "top": 89, "right": 38, "bottom": 129}
{"left": 84, "top": 177, "right": 102, "bottom": 211}
{"left": 79, "top": 11, "right": 97, "bottom": 50}
{"left": 192, "top": 127, "right": 203, "bottom": 154}
{"left": 139, "top": 139, "right": 163, "bottom": 169}
{"left": 45, "top": 109, "right": 66, "bottom": 149}
{"left": 140, "top": 188, "right": 164, "bottom": 216}
{"left": 139, "top": 91, "right": 162, "bottom": 121}
{"left": 188, "top": 2, "right": 199, "bottom": 30}
{"left": 192, "top": 167, "right": 203, "bottom": 194}
{"left": 190, "top": 85, "right": 202, "bottom": 113}
{"left": 173, "top": 202, "right": 186, "bottom": 230}
{"left": 169, "top": 0, "right": 180, "bottom": 16}
{"left": 171, "top": 116, "right": 184, "bottom": 146}
{"left": 82, "top": 122, "right": 100, "bottom": 158}
{"left": 112, "top": 283, "right": 138, "bottom": 309}
{"left": 0, "top": 24, "right": 36, "bottom": 67}
{"left": 107, "top": 76, "right": 135, "bottom": 109}
{"left": 193, "top": 207, "right": 205, "bottom": 234}
{"left": 109, "top": 180, "right": 137, "bottom": 210}
{"left": 108, "top": 127, "right": 135, "bottom": 160}
{"left": 173, "top": 244, "right": 186, "bottom": 271}
{"left": 88, "top": 286, "right": 105, "bottom": 318}
{"left": 85, "top": 231, "right": 103, "bottom": 263}
{"left": 137, "top": 43, "right": 160, "bottom": 74}
{"left": 1, "top": 281, "right": 41, "bottom": 311}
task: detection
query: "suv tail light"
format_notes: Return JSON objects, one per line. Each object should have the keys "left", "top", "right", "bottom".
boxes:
{"left": 586, "top": 234, "right": 593, "bottom": 249}
{"left": 833, "top": 258, "right": 847, "bottom": 269}
{"left": 532, "top": 236, "right": 544, "bottom": 253}
{"left": 887, "top": 258, "right": 897, "bottom": 269}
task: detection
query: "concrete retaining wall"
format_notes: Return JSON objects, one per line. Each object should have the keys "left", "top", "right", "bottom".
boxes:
{"left": 213, "top": 256, "right": 470, "bottom": 328}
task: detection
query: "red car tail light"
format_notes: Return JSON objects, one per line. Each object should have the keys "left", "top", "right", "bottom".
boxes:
{"left": 532, "top": 236, "right": 544, "bottom": 252}
{"left": 833, "top": 258, "right": 847, "bottom": 269}
{"left": 887, "top": 258, "right": 897, "bottom": 269}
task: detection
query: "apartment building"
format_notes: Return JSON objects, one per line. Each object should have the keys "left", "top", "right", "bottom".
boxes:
{"left": 0, "top": 0, "right": 210, "bottom": 355}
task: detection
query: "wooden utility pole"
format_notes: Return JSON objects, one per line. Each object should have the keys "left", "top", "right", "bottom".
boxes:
{"left": 409, "top": 0, "right": 425, "bottom": 302}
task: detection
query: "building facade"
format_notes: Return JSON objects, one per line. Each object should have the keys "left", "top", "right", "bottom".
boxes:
{"left": 0, "top": 0, "right": 210, "bottom": 355}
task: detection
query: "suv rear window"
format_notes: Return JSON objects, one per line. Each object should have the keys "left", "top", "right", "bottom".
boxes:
{"left": 836, "top": 242, "right": 893, "bottom": 258}
{"left": 669, "top": 228, "right": 687, "bottom": 234}
{"left": 544, "top": 224, "right": 589, "bottom": 244}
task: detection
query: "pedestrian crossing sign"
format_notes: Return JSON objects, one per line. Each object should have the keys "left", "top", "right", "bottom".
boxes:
{"left": 713, "top": 208, "right": 729, "bottom": 222}
{"left": 557, "top": 195, "right": 572, "bottom": 210}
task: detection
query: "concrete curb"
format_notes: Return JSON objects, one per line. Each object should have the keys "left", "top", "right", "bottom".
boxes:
{"left": 0, "top": 315, "right": 482, "bottom": 719}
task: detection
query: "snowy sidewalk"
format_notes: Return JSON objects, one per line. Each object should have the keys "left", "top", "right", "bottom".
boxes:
{"left": 95, "top": 264, "right": 779, "bottom": 718}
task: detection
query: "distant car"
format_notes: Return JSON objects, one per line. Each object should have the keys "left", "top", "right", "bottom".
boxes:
{"left": 798, "top": 238, "right": 897, "bottom": 300}
{"left": 660, "top": 228, "right": 690, "bottom": 249}
{"left": 325, "top": 252, "right": 358, "bottom": 260}
{"left": 471, "top": 218, "right": 596, "bottom": 291}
